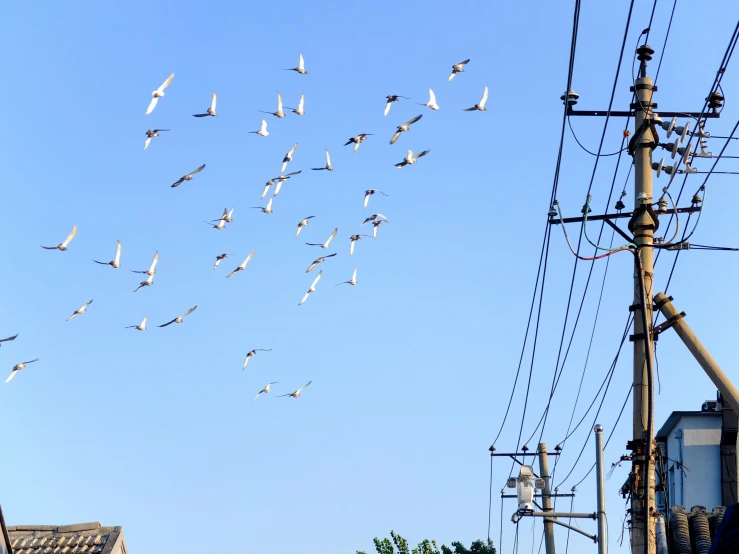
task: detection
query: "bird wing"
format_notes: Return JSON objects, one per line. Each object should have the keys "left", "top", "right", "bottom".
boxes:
{"left": 462, "top": 107, "right": 477, "bottom": 112}
{"left": 417, "top": 150, "right": 430, "bottom": 159}
{"left": 298, "top": 52, "right": 305, "bottom": 70}
{"left": 226, "top": 268, "right": 239, "bottom": 278}
{"left": 211, "top": 91, "right": 217, "bottom": 112}
{"left": 180, "top": 305, "right": 198, "bottom": 319}
{"left": 298, "top": 93, "right": 305, "bottom": 111}
{"left": 158, "top": 73, "right": 175, "bottom": 92}
{"left": 144, "top": 137, "right": 152, "bottom": 149}
{"left": 149, "top": 251, "right": 159, "bottom": 273}
{"left": 260, "top": 119, "right": 268, "bottom": 133}
{"left": 383, "top": 101, "right": 392, "bottom": 117}
{"left": 460, "top": 58, "right": 470, "bottom": 65}
{"left": 289, "top": 142, "right": 298, "bottom": 156}
{"left": 300, "top": 380, "right": 312, "bottom": 391}
{"left": 276, "top": 91, "right": 283, "bottom": 113}
{"left": 158, "top": 319, "right": 176, "bottom": 327}
{"left": 265, "top": 198, "right": 273, "bottom": 211}
{"left": 242, "top": 249, "right": 255, "bottom": 267}
{"left": 141, "top": 316, "right": 147, "bottom": 328}
{"left": 171, "top": 177, "right": 185, "bottom": 187}
{"left": 310, "top": 271, "right": 323, "bottom": 289}
{"left": 5, "top": 370, "right": 17, "bottom": 383}
{"left": 253, "top": 390, "right": 264, "bottom": 401}
{"left": 325, "top": 227, "right": 338, "bottom": 247}
{"left": 389, "top": 131, "right": 402, "bottom": 145}
{"left": 189, "top": 164, "right": 206, "bottom": 177}
{"left": 448, "top": 71, "right": 456, "bottom": 82}
{"left": 306, "top": 260, "right": 318, "bottom": 272}
{"left": 480, "top": 86, "right": 489, "bottom": 108}
{"left": 114, "top": 240, "right": 121, "bottom": 265}
{"left": 243, "top": 355, "right": 250, "bottom": 370}
{"left": 363, "top": 192, "right": 370, "bottom": 209}
{"left": 325, "top": 149, "right": 331, "bottom": 166}
{"left": 351, "top": 268, "right": 357, "bottom": 281}
{"left": 298, "top": 292, "right": 310, "bottom": 305}
{"left": 350, "top": 241, "right": 355, "bottom": 256}
{"left": 429, "top": 88, "right": 437, "bottom": 105}
{"left": 146, "top": 97, "right": 159, "bottom": 115}
{"left": 405, "top": 114, "right": 423, "bottom": 126}
{"left": 61, "top": 225, "right": 78, "bottom": 248}
{"left": 0, "top": 334, "right": 19, "bottom": 343}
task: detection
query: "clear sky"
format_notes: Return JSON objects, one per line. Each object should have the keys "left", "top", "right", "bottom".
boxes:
{"left": 2, "top": 1, "right": 739, "bottom": 553}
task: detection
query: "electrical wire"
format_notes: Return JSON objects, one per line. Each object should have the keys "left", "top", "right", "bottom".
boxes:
{"left": 653, "top": 0, "right": 677, "bottom": 85}
{"left": 567, "top": 117, "right": 628, "bottom": 156}
{"left": 583, "top": 195, "right": 637, "bottom": 251}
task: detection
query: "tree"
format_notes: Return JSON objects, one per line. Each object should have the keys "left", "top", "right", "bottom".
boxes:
{"left": 357, "top": 531, "right": 496, "bottom": 554}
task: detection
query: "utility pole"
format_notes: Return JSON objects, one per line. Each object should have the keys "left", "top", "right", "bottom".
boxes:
{"left": 594, "top": 426, "right": 607, "bottom": 554}
{"left": 630, "top": 44, "right": 657, "bottom": 554}
{"left": 538, "top": 443, "right": 556, "bottom": 554}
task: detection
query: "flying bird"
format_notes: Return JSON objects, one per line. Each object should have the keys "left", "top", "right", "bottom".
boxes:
{"left": 92, "top": 239, "right": 122, "bottom": 268}
{"left": 144, "top": 129, "right": 169, "bottom": 149}
{"left": 66, "top": 300, "right": 93, "bottom": 321}
{"left": 277, "top": 380, "right": 312, "bottom": 398}
{"left": 363, "top": 189, "right": 388, "bottom": 209}
{"left": 284, "top": 52, "right": 308, "bottom": 74}
{"left": 171, "top": 164, "right": 206, "bottom": 188}
{"left": 0, "top": 334, "right": 18, "bottom": 347}
{"left": 419, "top": 88, "right": 439, "bottom": 110}
{"left": 361, "top": 214, "right": 388, "bottom": 226}
{"left": 254, "top": 381, "right": 279, "bottom": 402}
{"left": 41, "top": 225, "right": 77, "bottom": 251}
{"left": 463, "top": 86, "right": 489, "bottom": 111}
{"left": 133, "top": 274, "right": 154, "bottom": 292}
{"left": 373, "top": 220, "right": 388, "bottom": 239}
{"left": 395, "top": 149, "right": 431, "bottom": 168}
{"left": 390, "top": 115, "right": 423, "bottom": 145}
{"left": 226, "top": 250, "right": 255, "bottom": 278}
{"left": 384, "top": 95, "right": 409, "bottom": 117}
{"left": 284, "top": 93, "right": 306, "bottom": 115}
{"left": 336, "top": 268, "right": 357, "bottom": 286}
{"left": 306, "top": 254, "right": 336, "bottom": 273}
{"left": 306, "top": 227, "right": 337, "bottom": 249}
{"left": 250, "top": 118, "right": 269, "bottom": 137}
{"left": 448, "top": 59, "right": 470, "bottom": 82}
{"left": 131, "top": 251, "right": 158, "bottom": 276}
{"left": 349, "top": 234, "right": 370, "bottom": 256}
{"left": 281, "top": 143, "right": 298, "bottom": 173}
{"left": 251, "top": 197, "right": 274, "bottom": 214}
{"left": 299, "top": 273, "right": 322, "bottom": 305}
{"left": 242, "top": 348, "right": 273, "bottom": 370}
{"left": 311, "top": 149, "right": 333, "bottom": 171}
{"left": 158, "top": 305, "right": 197, "bottom": 327}
{"left": 273, "top": 171, "right": 302, "bottom": 196}
{"left": 145, "top": 73, "right": 174, "bottom": 115}
{"left": 260, "top": 91, "right": 286, "bottom": 118}
{"left": 218, "top": 207, "right": 235, "bottom": 223}
{"left": 6, "top": 358, "right": 39, "bottom": 383}
{"left": 125, "top": 316, "right": 147, "bottom": 331}
{"left": 192, "top": 91, "right": 217, "bottom": 117}
{"left": 295, "top": 216, "right": 315, "bottom": 238}
{"left": 344, "top": 134, "right": 373, "bottom": 152}
{"left": 212, "top": 253, "right": 233, "bottom": 270}
{"left": 204, "top": 217, "right": 227, "bottom": 230}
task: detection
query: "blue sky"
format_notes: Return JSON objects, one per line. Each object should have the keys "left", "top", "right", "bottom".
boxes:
{"left": 2, "top": 1, "right": 739, "bottom": 553}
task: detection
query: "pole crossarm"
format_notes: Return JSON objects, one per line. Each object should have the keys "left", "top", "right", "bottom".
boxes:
{"left": 567, "top": 108, "right": 720, "bottom": 118}
{"left": 520, "top": 511, "right": 597, "bottom": 519}
{"left": 548, "top": 206, "right": 701, "bottom": 226}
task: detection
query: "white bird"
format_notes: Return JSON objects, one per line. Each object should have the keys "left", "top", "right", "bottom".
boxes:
{"left": 390, "top": 115, "right": 423, "bottom": 144}
{"left": 131, "top": 250, "right": 158, "bottom": 276}
{"left": 204, "top": 217, "right": 227, "bottom": 230}
{"left": 144, "top": 129, "right": 169, "bottom": 149}
{"left": 285, "top": 93, "right": 306, "bottom": 115}
{"left": 363, "top": 189, "right": 389, "bottom": 209}
{"left": 349, "top": 234, "right": 371, "bottom": 256}
{"left": 361, "top": 214, "right": 388, "bottom": 226}
{"left": 254, "top": 381, "right": 279, "bottom": 402}
{"left": 277, "top": 380, "right": 312, "bottom": 398}
{"left": 419, "top": 88, "right": 439, "bottom": 110}
{"left": 395, "top": 149, "right": 431, "bottom": 168}
{"left": 311, "top": 149, "right": 333, "bottom": 171}
{"left": 336, "top": 268, "right": 357, "bottom": 286}
{"left": 92, "top": 239, "right": 122, "bottom": 268}
{"left": 125, "top": 316, "right": 147, "bottom": 331}
{"left": 448, "top": 59, "right": 470, "bottom": 82}
{"left": 171, "top": 164, "right": 206, "bottom": 187}
{"left": 384, "top": 95, "right": 410, "bottom": 117}
{"left": 373, "top": 220, "right": 388, "bottom": 239}
{"left": 284, "top": 52, "right": 308, "bottom": 74}
{"left": 0, "top": 334, "right": 19, "bottom": 347}
{"left": 273, "top": 171, "right": 302, "bottom": 197}
{"left": 6, "top": 358, "right": 39, "bottom": 383}
{"left": 213, "top": 253, "right": 233, "bottom": 270}
{"left": 306, "top": 254, "right": 336, "bottom": 273}
{"left": 41, "top": 225, "right": 77, "bottom": 251}
{"left": 463, "top": 86, "right": 489, "bottom": 111}
{"left": 133, "top": 273, "right": 155, "bottom": 292}
{"left": 242, "top": 348, "right": 273, "bottom": 370}
{"left": 260, "top": 91, "right": 286, "bottom": 118}
{"left": 299, "top": 271, "right": 322, "bottom": 305}
{"left": 219, "top": 207, "right": 235, "bottom": 223}
{"left": 306, "top": 227, "right": 337, "bottom": 249}
{"left": 250, "top": 119, "right": 269, "bottom": 137}
{"left": 295, "top": 216, "right": 315, "bottom": 238}
{"left": 281, "top": 143, "right": 298, "bottom": 173}
{"left": 251, "top": 197, "right": 274, "bottom": 214}
{"left": 344, "top": 133, "right": 374, "bottom": 152}
{"left": 158, "top": 305, "right": 197, "bottom": 327}
{"left": 226, "top": 250, "right": 255, "bottom": 278}
{"left": 145, "top": 73, "right": 174, "bottom": 115}
{"left": 192, "top": 91, "right": 217, "bottom": 117}
{"left": 67, "top": 300, "right": 93, "bottom": 321}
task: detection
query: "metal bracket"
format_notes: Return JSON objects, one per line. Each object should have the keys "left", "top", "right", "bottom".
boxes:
{"left": 652, "top": 312, "right": 686, "bottom": 337}
{"left": 630, "top": 333, "right": 659, "bottom": 342}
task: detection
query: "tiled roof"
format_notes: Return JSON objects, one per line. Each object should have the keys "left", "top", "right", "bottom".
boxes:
{"left": 6, "top": 522, "right": 125, "bottom": 554}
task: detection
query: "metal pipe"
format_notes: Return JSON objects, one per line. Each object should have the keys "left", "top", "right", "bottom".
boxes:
{"left": 522, "top": 512, "right": 597, "bottom": 519}
{"left": 544, "top": 518, "right": 598, "bottom": 542}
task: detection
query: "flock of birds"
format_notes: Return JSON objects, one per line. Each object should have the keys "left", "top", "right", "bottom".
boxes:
{"left": 3, "top": 54, "right": 487, "bottom": 399}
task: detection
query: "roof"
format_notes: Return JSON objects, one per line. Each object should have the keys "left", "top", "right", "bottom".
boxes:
{"left": 6, "top": 522, "right": 126, "bottom": 554}
{"left": 656, "top": 410, "right": 720, "bottom": 441}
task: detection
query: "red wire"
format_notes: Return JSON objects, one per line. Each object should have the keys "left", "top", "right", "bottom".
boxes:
{"left": 579, "top": 247, "right": 635, "bottom": 261}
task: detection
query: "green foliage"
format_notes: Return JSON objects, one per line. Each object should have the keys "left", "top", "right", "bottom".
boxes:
{"left": 360, "top": 532, "right": 495, "bottom": 554}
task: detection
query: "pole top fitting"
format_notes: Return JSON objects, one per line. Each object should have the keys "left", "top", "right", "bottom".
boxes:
{"left": 594, "top": 424, "right": 604, "bottom": 433}
{"left": 636, "top": 44, "right": 654, "bottom": 61}
{"left": 561, "top": 89, "right": 579, "bottom": 107}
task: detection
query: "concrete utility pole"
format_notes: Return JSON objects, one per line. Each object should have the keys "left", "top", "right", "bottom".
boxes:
{"left": 630, "top": 44, "right": 657, "bottom": 554}
{"left": 538, "top": 443, "right": 556, "bottom": 554}
{"left": 594, "top": 426, "right": 608, "bottom": 554}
